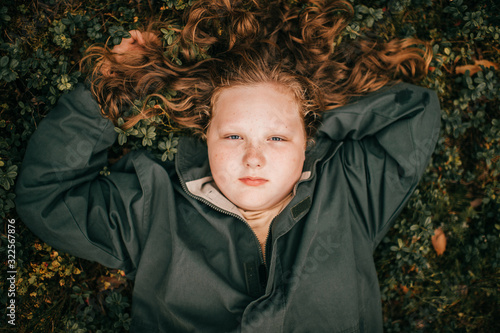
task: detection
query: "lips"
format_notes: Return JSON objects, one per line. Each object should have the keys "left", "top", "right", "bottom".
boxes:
{"left": 239, "top": 177, "right": 268, "bottom": 186}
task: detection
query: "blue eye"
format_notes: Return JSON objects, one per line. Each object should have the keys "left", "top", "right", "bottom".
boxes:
{"left": 270, "top": 137, "right": 284, "bottom": 141}
{"left": 227, "top": 135, "right": 241, "bottom": 140}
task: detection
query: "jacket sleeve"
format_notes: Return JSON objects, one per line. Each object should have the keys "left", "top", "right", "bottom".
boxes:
{"left": 15, "top": 83, "right": 146, "bottom": 275}
{"left": 317, "top": 83, "right": 441, "bottom": 247}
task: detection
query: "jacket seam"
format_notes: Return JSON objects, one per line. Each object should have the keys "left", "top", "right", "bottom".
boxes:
{"left": 60, "top": 119, "right": 130, "bottom": 264}
{"left": 371, "top": 97, "right": 439, "bottom": 247}
{"left": 61, "top": 200, "right": 131, "bottom": 265}
{"left": 373, "top": 118, "right": 417, "bottom": 244}
{"left": 131, "top": 153, "right": 152, "bottom": 240}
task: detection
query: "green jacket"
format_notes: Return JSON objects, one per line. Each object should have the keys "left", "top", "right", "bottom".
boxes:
{"left": 16, "top": 82, "right": 440, "bottom": 332}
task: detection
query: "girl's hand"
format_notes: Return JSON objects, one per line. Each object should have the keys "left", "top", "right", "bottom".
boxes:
{"left": 112, "top": 30, "right": 148, "bottom": 56}
{"left": 101, "top": 30, "right": 159, "bottom": 76}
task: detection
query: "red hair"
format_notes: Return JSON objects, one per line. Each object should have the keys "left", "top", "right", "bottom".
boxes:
{"left": 83, "top": 0, "right": 431, "bottom": 138}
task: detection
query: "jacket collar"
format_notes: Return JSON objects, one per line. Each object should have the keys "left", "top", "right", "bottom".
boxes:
{"left": 175, "top": 135, "right": 342, "bottom": 219}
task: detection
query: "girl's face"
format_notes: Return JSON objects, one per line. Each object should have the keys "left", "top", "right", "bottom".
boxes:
{"left": 206, "top": 83, "right": 307, "bottom": 211}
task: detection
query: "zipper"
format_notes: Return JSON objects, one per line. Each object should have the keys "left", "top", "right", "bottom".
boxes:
{"left": 177, "top": 174, "right": 267, "bottom": 266}
{"left": 260, "top": 142, "right": 342, "bottom": 264}
{"left": 263, "top": 217, "right": 276, "bottom": 266}
{"left": 177, "top": 161, "right": 319, "bottom": 268}
{"left": 174, "top": 140, "right": 342, "bottom": 268}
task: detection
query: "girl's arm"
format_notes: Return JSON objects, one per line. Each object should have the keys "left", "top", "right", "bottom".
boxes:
{"left": 15, "top": 84, "right": 145, "bottom": 275}
{"left": 317, "top": 82, "right": 441, "bottom": 247}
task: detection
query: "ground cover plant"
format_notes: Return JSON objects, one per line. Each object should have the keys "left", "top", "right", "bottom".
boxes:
{"left": 0, "top": 0, "right": 499, "bottom": 332}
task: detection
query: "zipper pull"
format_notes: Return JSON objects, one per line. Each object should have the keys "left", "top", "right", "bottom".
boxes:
{"left": 245, "top": 261, "right": 262, "bottom": 297}
{"left": 244, "top": 261, "right": 268, "bottom": 297}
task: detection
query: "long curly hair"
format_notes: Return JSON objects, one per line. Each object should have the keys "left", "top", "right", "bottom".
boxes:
{"left": 83, "top": 0, "right": 431, "bottom": 138}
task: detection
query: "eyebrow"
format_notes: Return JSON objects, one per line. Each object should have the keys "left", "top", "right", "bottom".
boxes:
{"left": 217, "top": 120, "right": 295, "bottom": 132}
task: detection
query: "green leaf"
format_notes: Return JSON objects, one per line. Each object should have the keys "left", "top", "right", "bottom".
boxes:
{"left": 398, "top": 239, "right": 404, "bottom": 248}
{"left": 466, "top": 75, "right": 472, "bottom": 86}
{"left": 366, "top": 17, "right": 374, "bottom": 28}
{"left": 0, "top": 56, "right": 8, "bottom": 67}
{"left": 114, "top": 127, "right": 124, "bottom": 134}
{"left": 1, "top": 178, "right": 10, "bottom": 190}
{"left": 9, "top": 59, "right": 18, "bottom": 69}
{"left": 118, "top": 133, "right": 127, "bottom": 145}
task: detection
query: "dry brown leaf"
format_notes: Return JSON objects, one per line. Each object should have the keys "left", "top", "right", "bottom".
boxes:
{"left": 400, "top": 285, "right": 409, "bottom": 294}
{"left": 456, "top": 284, "right": 468, "bottom": 296}
{"left": 97, "top": 275, "right": 128, "bottom": 291}
{"left": 431, "top": 227, "right": 446, "bottom": 256}
{"left": 470, "top": 198, "right": 483, "bottom": 208}
{"left": 456, "top": 59, "right": 499, "bottom": 75}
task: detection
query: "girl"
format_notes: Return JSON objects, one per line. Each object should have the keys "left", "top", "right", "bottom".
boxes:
{"left": 15, "top": 0, "right": 441, "bottom": 331}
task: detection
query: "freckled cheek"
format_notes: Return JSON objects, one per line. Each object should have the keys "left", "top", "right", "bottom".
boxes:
{"left": 211, "top": 150, "right": 240, "bottom": 179}
{"left": 271, "top": 152, "right": 304, "bottom": 173}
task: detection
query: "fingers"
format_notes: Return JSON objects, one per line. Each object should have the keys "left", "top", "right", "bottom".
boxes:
{"left": 112, "top": 31, "right": 142, "bottom": 54}
{"left": 112, "top": 30, "right": 159, "bottom": 54}
{"left": 131, "top": 30, "right": 161, "bottom": 47}
{"left": 129, "top": 30, "right": 146, "bottom": 46}
{"left": 101, "top": 30, "right": 159, "bottom": 77}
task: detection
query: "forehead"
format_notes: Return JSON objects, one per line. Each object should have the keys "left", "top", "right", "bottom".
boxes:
{"left": 211, "top": 83, "right": 301, "bottom": 123}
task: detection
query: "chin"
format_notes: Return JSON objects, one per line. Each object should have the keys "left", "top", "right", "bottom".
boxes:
{"left": 237, "top": 200, "right": 273, "bottom": 211}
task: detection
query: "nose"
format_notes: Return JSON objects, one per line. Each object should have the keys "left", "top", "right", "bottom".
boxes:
{"left": 243, "top": 144, "right": 265, "bottom": 168}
